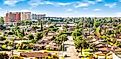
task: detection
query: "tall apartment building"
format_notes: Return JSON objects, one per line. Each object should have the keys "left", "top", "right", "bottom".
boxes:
{"left": 32, "top": 14, "right": 46, "bottom": 20}
{"left": 15, "top": 12, "right": 21, "bottom": 22}
{"left": 5, "top": 12, "right": 46, "bottom": 24}
{"left": 21, "top": 12, "right": 31, "bottom": 20}
{"left": 5, "top": 12, "right": 31, "bottom": 23}
{"left": 5, "top": 12, "right": 21, "bottom": 22}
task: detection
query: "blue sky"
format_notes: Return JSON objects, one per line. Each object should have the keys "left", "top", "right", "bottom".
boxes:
{"left": 0, "top": 0, "right": 121, "bottom": 17}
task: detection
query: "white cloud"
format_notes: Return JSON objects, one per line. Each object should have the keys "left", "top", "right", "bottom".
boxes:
{"left": 6, "top": 9, "right": 31, "bottom": 13}
{"left": 115, "top": 12, "right": 121, "bottom": 17}
{"left": 29, "top": 0, "right": 72, "bottom": 7}
{"left": 75, "top": 2, "right": 90, "bottom": 8}
{"left": 80, "top": 14, "right": 97, "bottom": 17}
{"left": 82, "top": 0, "right": 103, "bottom": 4}
{"left": 44, "top": 1, "right": 54, "bottom": 5}
{"left": 66, "top": 9, "right": 73, "bottom": 12}
{"left": 96, "top": 0, "right": 103, "bottom": 2}
{"left": 29, "top": 0, "right": 42, "bottom": 7}
{"left": 20, "top": 9, "right": 31, "bottom": 12}
{"left": 28, "top": 0, "right": 103, "bottom": 8}
{"left": 0, "top": 8, "right": 2, "bottom": 10}
{"left": 29, "top": 0, "right": 55, "bottom": 7}
{"left": 0, "top": 8, "right": 6, "bottom": 16}
{"left": 93, "top": 9, "right": 101, "bottom": 11}
{"left": 87, "top": 1, "right": 96, "bottom": 4}
{"left": 105, "top": 3, "right": 117, "bottom": 8}
{"left": 83, "top": 8, "right": 88, "bottom": 10}
{"left": 4, "top": 0, "right": 25, "bottom": 6}
{"left": 74, "top": 0, "right": 102, "bottom": 8}
{"left": 57, "top": 3, "right": 72, "bottom": 6}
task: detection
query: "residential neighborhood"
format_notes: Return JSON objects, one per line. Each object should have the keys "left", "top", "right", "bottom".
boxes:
{"left": 0, "top": 0, "right": 121, "bottom": 59}
{"left": 0, "top": 14, "right": 121, "bottom": 59}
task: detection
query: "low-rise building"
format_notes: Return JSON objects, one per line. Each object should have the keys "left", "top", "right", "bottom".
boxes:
{"left": 20, "top": 52, "right": 49, "bottom": 59}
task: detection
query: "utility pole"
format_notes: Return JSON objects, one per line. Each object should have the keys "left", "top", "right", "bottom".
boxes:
{"left": 40, "top": 20, "right": 43, "bottom": 31}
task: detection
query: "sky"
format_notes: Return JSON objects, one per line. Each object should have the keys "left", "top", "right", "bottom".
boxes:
{"left": 0, "top": 0, "right": 121, "bottom": 17}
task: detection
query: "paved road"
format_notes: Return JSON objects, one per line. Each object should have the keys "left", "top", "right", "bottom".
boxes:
{"left": 64, "top": 36, "right": 79, "bottom": 59}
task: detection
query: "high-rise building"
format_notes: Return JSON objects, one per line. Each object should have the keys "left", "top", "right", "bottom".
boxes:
{"left": 21, "top": 12, "right": 31, "bottom": 20}
{"left": 5, "top": 12, "right": 31, "bottom": 23}
{"left": 5, "top": 12, "right": 21, "bottom": 22}
{"left": 5, "top": 13, "right": 9, "bottom": 23}
{"left": 5, "top": 12, "right": 15, "bottom": 22}
{"left": 5, "top": 12, "right": 46, "bottom": 24}
{"left": 15, "top": 12, "right": 21, "bottom": 22}
{"left": 32, "top": 14, "right": 46, "bottom": 20}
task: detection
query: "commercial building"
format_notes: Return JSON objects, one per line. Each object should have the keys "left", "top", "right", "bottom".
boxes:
{"left": 21, "top": 12, "right": 31, "bottom": 20}
{"left": 5, "top": 12, "right": 46, "bottom": 24}
{"left": 32, "top": 14, "right": 46, "bottom": 20}
{"left": 5, "top": 12, "right": 21, "bottom": 24}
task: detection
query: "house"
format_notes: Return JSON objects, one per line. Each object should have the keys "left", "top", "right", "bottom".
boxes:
{"left": 116, "top": 34, "right": 121, "bottom": 39}
{"left": 47, "top": 32, "right": 57, "bottom": 36}
{"left": 37, "top": 36, "right": 53, "bottom": 50}
{"left": 46, "top": 41, "right": 60, "bottom": 51}
{"left": 20, "top": 52, "right": 49, "bottom": 59}
{"left": 94, "top": 51, "right": 113, "bottom": 59}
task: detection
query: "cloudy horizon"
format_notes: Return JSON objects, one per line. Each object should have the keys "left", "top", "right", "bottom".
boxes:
{"left": 0, "top": 0, "right": 121, "bottom": 17}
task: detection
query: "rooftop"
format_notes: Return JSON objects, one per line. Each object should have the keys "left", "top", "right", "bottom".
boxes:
{"left": 20, "top": 52, "right": 49, "bottom": 57}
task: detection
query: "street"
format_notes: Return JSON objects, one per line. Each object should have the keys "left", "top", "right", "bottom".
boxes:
{"left": 64, "top": 36, "right": 79, "bottom": 59}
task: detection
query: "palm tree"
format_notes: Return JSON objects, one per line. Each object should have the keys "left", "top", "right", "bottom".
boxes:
{"left": 35, "top": 32, "right": 43, "bottom": 40}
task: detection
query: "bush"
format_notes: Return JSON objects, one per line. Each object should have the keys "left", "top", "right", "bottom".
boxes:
{"left": 0, "top": 36, "right": 6, "bottom": 41}
{"left": 0, "top": 53, "right": 9, "bottom": 59}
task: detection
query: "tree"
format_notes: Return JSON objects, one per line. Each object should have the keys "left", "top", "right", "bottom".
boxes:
{"left": 12, "top": 26, "right": 24, "bottom": 38}
{"left": 48, "top": 25, "right": 59, "bottom": 32}
{"left": 28, "top": 34, "right": 34, "bottom": 40}
{"left": 95, "top": 27, "right": 101, "bottom": 37}
{"left": 35, "top": 32, "right": 43, "bottom": 40}
{"left": 74, "top": 36, "right": 82, "bottom": 49}
{"left": 72, "top": 29, "right": 82, "bottom": 40}
{"left": 43, "top": 30, "right": 49, "bottom": 36}
{"left": 60, "top": 34, "right": 68, "bottom": 41}
{"left": 40, "top": 20, "right": 43, "bottom": 31}
{"left": 10, "top": 56, "right": 23, "bottom": 59}
{"left": 74, "top": 36, "right": 90, "bottom": 54}
{"left": 0, "top": 53, "right": 9, "bottom": 59}
{"left": 0, "top": 36, "right": 6, "bottom": 41}
{"left": 21, "top": 29, "right": 25, "bottom": 36}
{"left": 32, "top": 26, "right": 39, "bottom": 30}
{"left": 0, "top": 17, "right": 4, "bottom": 25}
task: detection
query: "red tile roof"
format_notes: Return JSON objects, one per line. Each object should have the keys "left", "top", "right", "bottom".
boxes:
{"left": 20, "top": 52, "right": 49, "bottom": 57}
